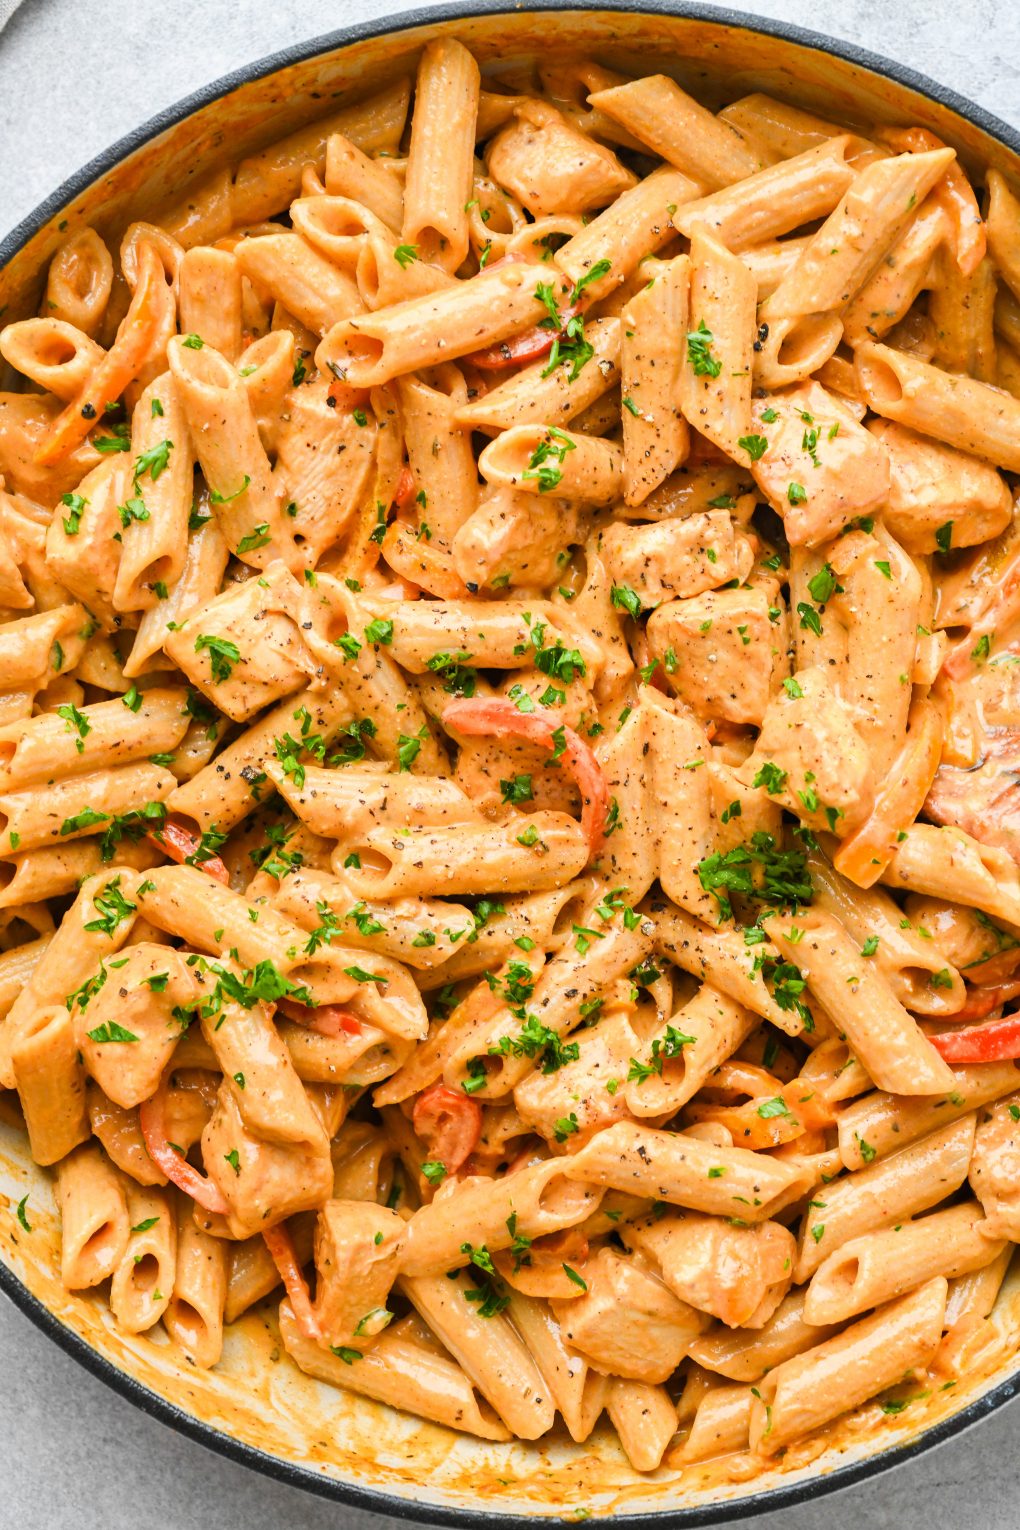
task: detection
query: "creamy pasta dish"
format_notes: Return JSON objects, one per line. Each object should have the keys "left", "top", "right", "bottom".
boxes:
{"left": 4, "top": 38, "right": 1020, "bottom": 1478}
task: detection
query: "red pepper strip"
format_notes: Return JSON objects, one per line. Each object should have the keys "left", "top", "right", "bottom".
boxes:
{"left": 139, "top": 1077, "right": 229, "bottom": 1214}
{"left": 441, "top": 696, "right": 611, "bottom": 857}
{"left": 412, "top": 1082, "right": 483, "bottom": 1173}
{"left": 392, "top": 463, "right": 416, "bottom": 509}
{"left": 467, "top": 303, "right": 580, "bottom": 372}
{"left": 36, "top": 242, "right": 167, "bottom": 466}
{"left": 263, "top": 1222, "right": 321, "bottom": 1340}
{"left": 147, "top": 817, "right": 230, "bottom": 885}
{"left": 942, "top": 979, "right": 1020, "bottom": 1026}
{"left": 930, "top": 1008, "right": 1020, "bottom": 1062}
{"left": 277, "top": 998, "right": 362, "bottom": 1037}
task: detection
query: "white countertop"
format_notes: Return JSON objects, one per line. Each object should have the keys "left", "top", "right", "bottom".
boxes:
{"left": 2, "top": 1, "right": 1020, "bottom": 1526}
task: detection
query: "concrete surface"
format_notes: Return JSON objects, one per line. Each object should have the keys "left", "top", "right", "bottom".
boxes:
{"left": 1, "top": 1, "right": 1020, "bottom": 1526}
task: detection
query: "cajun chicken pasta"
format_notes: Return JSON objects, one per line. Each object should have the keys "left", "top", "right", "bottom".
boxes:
{"left": 3, "top": 38, "right": 1020, "bottom": 1477}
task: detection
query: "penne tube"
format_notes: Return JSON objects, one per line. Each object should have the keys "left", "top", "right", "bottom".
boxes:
{"left": 444, "top": 920, "right": 648, "bottom": 1099}
{"left": 136, "top": 863, "right": 425, "bottom": 1035}
{"left": 739, "top": 234, "right": 813, "bottom": 299}
{"left": 11, "top": 1002, "right": 89, "bottom": 1165}
{"left": 832, "top": 699, "right": 943, "bottom": 888}
{"left": 44, "top": 227, "right": 114, "bottom": 337}
{"left": 929, "top": 249, "right": 997, "bottom": 381}
{"left": 624, "top": 985, "right": 758, "bottom": 1118}
{"left": 399, "top": 1158, "right": 601, "bottom": 1276}
{"left": 0, "top": 864, "right": 147, "bottom": 1086}
{"left": 270, "top": 761, "right": 479, "bottom": 839}
{"left": 158, "top": 168, "right": 233, "bottom": 249}
{"left": 163, "top": 1190, "right": 229, "bottom": 1368}
{"left": 505, "top": 1290, "right": 608, "bottom": 1443}
{"left": 167, "top": 336, "right": 299, "bottom": 570}
{"left": 178, "top": 246, "right": 243, "bottom": 361}
{"left": 652, "top": 903, "right": 809, "bottom": 1036}
{"left": 796, "top": 1116, "right": 976, "bottom": 1280}
{"left": 749, "top": 1278, "right": 947, "bottom": 1453}
{"left": 621, "top": 256, "right": 689, "bottom": 504}
{"left": 280, "top": 1301, "right": 511, "bottom": 1440}
{"left": 230, "top": 79, "right": 412, "bottom": 223}
{"left": 881, "top": 825, "right": 1020, "bottom": 931}
{"left": 0, "top": 761, "right": 175, "bottom": 857}
{"left": 836, "top": 1061, "right": 1020, "bottom": 1169}
{"left": 679, "top": 229, "right": 755, "bottom": 457}
{"left": 86, "top": 1083, "right": 165, "bottom": 1188}
{"left": 55, "top": 1141, "right": 130, "bottom": 1288}
{"left": 842, "top": 198, "right": 948, "bottom": 346}
{"left": 124, "top": 512, "right": 229, "bottom": 678}
{"left": 605, "top": 1378, "right": 679, "bottom": 1473}
{"left": 397, "top": 366, "right": 478, "bottom": 547}
{"left": 341, "top": 815, "right": 590, "bottom": 899}
{"left": 110, "top": 1184, "right": 176, "bottom": 1333}
{"left": 589, "top": 76, "right": 760, "bottom": 188}
{"left": 675, "top": 136, "right": 856, "bottom": 250}
{"left": 756, "top": 149, "right": 954, "bottom": 386}
{"left": 767, "top": 910, "right": 956, "bottom": 1095}
{"left": 855, "top": 340, "right": 1020, "bottom": 472}
{"left": 455, "top": 316, "right": 620, "bottom": 434}
{"left": 986, "top": 169, "right": 1020, "bottom": 303}
{"left": 115, "top": 372, "right": 195, "bottom": 610}
{"left": 399, "top": 1270, "right": 556, "bottom": 1440}
{"left": 271, "top": 866, "right": 474, "bottom": 971}
{"left": 402, "top": 40, "right": 480, "bottom": 272}
{"left": 0, "top": 603, "right": 89, "bottom": 691}
{"left": 555, "top": 165, "right": 702, "bottom": 303}
{"left": 564, "top": 1121, "right": 812, "bottom": 1222}
{"left": 355, "top": 595, "right": 571, "bottom": 674}
{"left": 316, "top": 261, "right": 552, "bottom": 388}
{"left": 676, "top": 1382, "right": 752, "bottom": 1462}
{"left": 687, "top": 1287, "right": 840, "bottom": 1382}
{"left": 718, "top": 93, "right": 876, "bottom": 162}
{"left": 325, "top": 132, "right": 405, "bottom": 230}
{"left": 356, "top": 229, "right": 457, "bottom": 309}
{"left": 162, "top": 561, "right": 313, "bottom": 723}
{"left": 273, "top": 381, "right": 377, "bottom": 565}
{"left": 0, "top": 687, "right": 188, "bottom": 791}
{"left": 234, "top": 232, "right": 363, "bottom": 337}
{"left": 167, "top": 685, "right": 353, "bottom": 830}
{"left": 806, "top": 849, "right": 966, "bottom": 1015}
{"left": 0, "top": 317, "right": 104, "bottom": 400}
{"left": 805, "top": 1201, "right": 1004, "bottom": 1324}
{"left": 277, "top": 1015, "right": 411, "bottom": 1088}
{"left": 0, "top": 935, "right": 50, "bottom": 1019}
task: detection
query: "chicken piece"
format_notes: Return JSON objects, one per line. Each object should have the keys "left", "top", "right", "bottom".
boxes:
{"left": 599, "top": 513, "right": 753, "bottom": 608}
{"left": 624, "top": 1211, "right": 796, "bottom": 1328}
{"left": 452, "top": 486, "right": 588, "bottom": 591}
{"left": 748, "top": 381, "right": 890, "bottom": 546}
{"left": 513, "top": 1009, "right": 640, "bottom": 1144}
{"left": 551, "top": 1247, "right": 704, "bottom": 1382}
{"left": 969, "top": 1098, "right": 1020, "bottom": 1240}
{"left": 486, "top": 100, "right": 636, "bottom": 217}
{"left": 869, "top": 419, "right": 1013, "bottom": 555}
{"left": 647, "top": 586, "right": 789, "bottom": 725}
{"left": 312, "top": 1199, "right": 405, "bottom": 1350}
{"left": 928, "top": 649, "right": 1020, "bottom": 865}
{"left": 739, "top": 664, "right": 873, "bottom": 833}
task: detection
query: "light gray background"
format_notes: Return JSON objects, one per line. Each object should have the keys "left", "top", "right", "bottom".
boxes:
{"left": 1, "top": 0, "right": 1019, "bottom": 1525}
